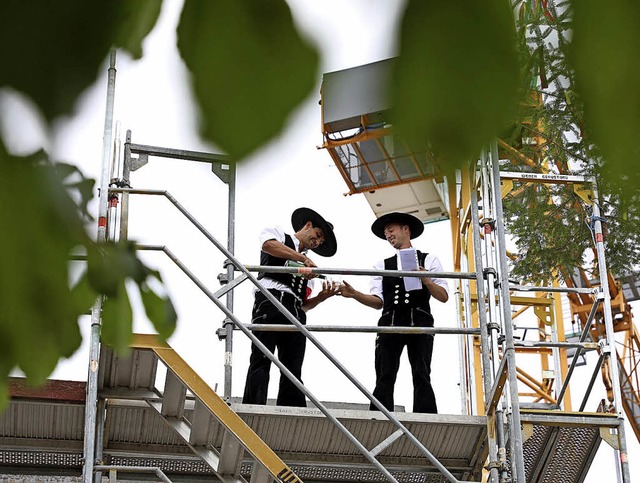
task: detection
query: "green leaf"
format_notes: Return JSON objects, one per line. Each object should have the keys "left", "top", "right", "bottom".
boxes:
{"left": 0, "top": 146, "right": 87, "bottom": 385}
{"left": 47, "top": 162, "right": 96, "bottom": 220}
{"left": 0, "top": 1, "right": 161, "bottom": 121}
{"left": 87, "top": 242, "right": 149, "bottom": 297}
{"left": 101, "top": 283, "right": 133, "bottom": 354}
{"left": 16, "top": 332, "right": 65, "bottom": 387}
{"left": 139, "top": 282, "right": 177, "bottom": 340}
{"left": 572, "top": 0, "right": 640, "bottom": 189}
{"left": 177, "top": 0, "right": 319, "bottom": 160}
{"left": 67, "top": 178, "right": 96, "bottom": 220}
{"left": 87, "top": 246, "right": 121, "bottom": 298}
{"left": 71, "top": 274, "right": 100, "bottom": 318}
{"left": 112, "top": 0, "right": 163, "bottom": 59}
{"left": 392, "top": 0, "right": 522, "bottom": 169}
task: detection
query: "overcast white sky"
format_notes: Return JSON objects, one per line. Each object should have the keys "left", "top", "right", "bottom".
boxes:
{"left": 2, "top": 0, "right": 637, "bottom": 481}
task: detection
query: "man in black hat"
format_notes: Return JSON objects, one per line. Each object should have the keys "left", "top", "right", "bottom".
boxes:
{"left": 339, "top": 212, "right": 448, "bottom": 413}
{"left": 242, "top": 207, "right": 339, "bottom": 407}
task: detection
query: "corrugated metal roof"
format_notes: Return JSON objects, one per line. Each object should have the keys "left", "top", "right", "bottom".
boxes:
{"left": 1, "top": 394, "right": 486, "bottom": 481}
{"left": 1, "top": 390, "right": 619, "bottom": 482}
{"left": 0, "top": 354, "right": 621, "bottom": 483}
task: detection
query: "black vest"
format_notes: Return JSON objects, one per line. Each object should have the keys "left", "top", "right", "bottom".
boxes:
{"left": 258, "top": 234, "right": 308, "bottom": 299}
{"left": 381, "top": 250, "right": 432, "bottom": 314}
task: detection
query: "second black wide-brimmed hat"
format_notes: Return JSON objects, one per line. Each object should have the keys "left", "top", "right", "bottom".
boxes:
{"left": 291, "top": 207, "right": 337, "bottom": 257}
{"left": 371, "top": 212, "right": 424, "bottom": 240}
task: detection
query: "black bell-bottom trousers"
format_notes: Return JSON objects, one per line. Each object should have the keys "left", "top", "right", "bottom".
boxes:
{"left": 370, "top": 308, "right": 437, "bottom": 413}
{"left": 242, "top": 289, "right": 307, "bottom": 407}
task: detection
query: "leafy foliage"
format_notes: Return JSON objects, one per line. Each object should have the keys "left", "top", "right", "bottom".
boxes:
{"left": 0, "top": 0, "right": 172, "bottom": 409}
{"left": 0, "top": 144, "right": 176, "bottom": 409}
{"left": 177, "top": 0, "right": 319, "bottom": 160}
{"left": 393, "top": 0, "right": 522, "bottom": 170}
{"left": 502, "top": 182, "right": 593, "bottom": 283}
{"left": 0, "top": 0, "right": 161, "bottom": 121}
{"left": 87, "top": 242, "right": 177, "bottom": 349}
{"left": 0, "top": 147, "right": 87, "bottom": 396}
{"left": 573, "top": 0, "right": 640, "bottom": 193}
{"left": 501, "top": 0, "right": 640, "bottom": 283}
{"left": 1, "top": 0, "right": 639, "bottom": 405}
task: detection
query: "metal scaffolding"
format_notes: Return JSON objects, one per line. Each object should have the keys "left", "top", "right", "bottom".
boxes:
{"left": 75, "top": 52, "right": 632, "bottom": 483}
{"left": 68, "top": 118, "right": 632, "bottom": 482}
{"left": 1, "top": 52, "right": 631, "bottom": 483}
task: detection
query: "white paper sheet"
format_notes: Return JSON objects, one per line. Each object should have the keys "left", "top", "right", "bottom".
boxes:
{"left": 399, "top": 248, "right": 422, "bottom": 291}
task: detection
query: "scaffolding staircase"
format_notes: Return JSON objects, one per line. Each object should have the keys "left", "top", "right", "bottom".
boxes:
{"left": 96, "top": 332, "right": 492, "bottom": 482}
{"left": 98, "top": 333, "right": 301, "bottom": 483}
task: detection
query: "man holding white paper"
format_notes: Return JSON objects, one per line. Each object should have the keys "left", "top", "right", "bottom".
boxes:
{"left": 339, "top": 212, "right": 448, "bottom": 413}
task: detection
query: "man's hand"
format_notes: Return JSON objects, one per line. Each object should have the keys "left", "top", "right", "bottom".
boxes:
{"left": 419, "top": 266, "right": 449, "bottom": 303}
{"left": 301, "top": 256, "right": 318, "bottom": 279}
{"left": 317, "top": 280, "right": 340, "bottom": 301}
{"left": 301, "top": 256, "right": 315, "bottom": 267}
{"left": 338, "top": 280, "right": 357, "bottom": 298}
{"left": 302, "top": 280, "right": 340, "bottom": 311}
{"left": 338, "top": 280, "right": 383, "bottom": 309}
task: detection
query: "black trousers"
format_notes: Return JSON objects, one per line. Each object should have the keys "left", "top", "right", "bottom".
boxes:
{"left": 242, "top": 289, "right": 307, "bottom": 407}
{"left": 370, "top": 308, "right": 437, "bottom": 413}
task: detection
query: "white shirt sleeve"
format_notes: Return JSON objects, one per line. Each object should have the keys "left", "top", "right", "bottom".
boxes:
{"left": 369, "top": 259, "right": 385, "bottom": 302}
{"left": 259, "top": 226, "right": 286, "bottom": 247}
{"left": 423, "top": 253, "right": 449, "bottom": 294}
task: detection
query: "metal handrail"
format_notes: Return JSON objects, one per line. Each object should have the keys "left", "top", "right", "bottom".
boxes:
{"left": 120, "top": 191, "right": 461, "bottom": 483}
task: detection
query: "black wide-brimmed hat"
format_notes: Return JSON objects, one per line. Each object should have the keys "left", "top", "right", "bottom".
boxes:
{"left": 371, "top": 212, "right": 424, "bottom": 240}
{"left": 291, "top": 207, "right": 337, "bottom": 257}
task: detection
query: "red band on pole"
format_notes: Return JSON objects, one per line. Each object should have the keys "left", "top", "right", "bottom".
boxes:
{"left": 595, "top": 233, "right": 603, "bottom": 243}
{"left": 98, "top": 217, "right": 107, "bottom": 227}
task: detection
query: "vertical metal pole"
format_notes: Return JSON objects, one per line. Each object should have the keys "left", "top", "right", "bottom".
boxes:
{"left": 119, "top": 130, "right": 132, "bottom": 242}
{"left": 93, "top": 399, "right": 106, "bottom": 483}
{"left": 83, "top": 48, "right": 116, "bottom": 483}
{"left": 223, "top": 162, "right": 236, "bottom": 399}
{"left": 454, "top": 284, "right": 468, "bottom": 414}
{"left": 591, "top": 180, "right": 631, "bottom": 483}
{"left": 489, "top": 140, "right": 526, "bottom": 482}
{"left": 107, "top": 122, "right": 121, "bottom": 242}
{"left": 480, "top": 149, "right": 509, "bottom": 481}
{"left": 549, "top": 300, "right": 564, "bottom": 409}
{"left": 469, "top": 168, "right": 500, "bottom": 483}
{"left": 454, "top": 170, "right": 471, "bottom": 414}
{"left": 96, "top": 50, "right": 117, "bottom": 244}
{"left": 461, "top": 251, "right": 475, "bottom": 415}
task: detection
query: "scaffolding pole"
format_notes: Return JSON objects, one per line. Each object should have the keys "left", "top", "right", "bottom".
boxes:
{"left": 489, "top": 140, "right": 526, "bottom": 481}
{"left": 82, "top": 48, "right": 116, "bottom": 483}
{"left": 591, "top": 181, "right": 632, "bottom": 482}
{"left": 469, "top": 169, "right": 501, "bottom": 483}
